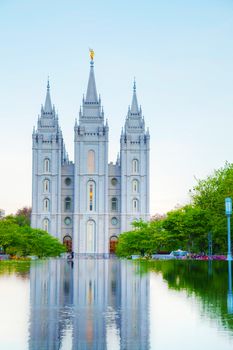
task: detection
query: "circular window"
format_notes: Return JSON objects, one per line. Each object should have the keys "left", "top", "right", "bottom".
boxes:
{"left": 64, "top": 217, "right": 72, "bottom": 225}
{"left": 111, "top": 178, "right": 117, "bottom": 186}
{"left": 65, "top": 178, "right": 71, "bottom": 186}
{"left": 111, "top": 217, "right": 118, "bottom": 225}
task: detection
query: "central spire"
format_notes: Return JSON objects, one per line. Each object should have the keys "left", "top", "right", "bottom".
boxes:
{"left": 85, "top": 49, "right": 98, "bottom": 103}
{"left": 44, "top": 78, "right": 53, "bottom": 114}
{"left": 130, "top": 78, "right": 139, "bottom": 115}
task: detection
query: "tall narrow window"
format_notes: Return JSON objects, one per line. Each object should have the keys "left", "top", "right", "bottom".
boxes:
{"left": 87, "top": 150, "right": 95, "bottom": 173}
{"left": 43, "top": 179, "right": 50, "bottom": 193}
{"left": 44, "top": 158, "right": 50, "bottom": 173}
{"left": 111, "top": 197, "right": 118, "bottom": 211}
{"left": 65, "top": 197, "right": 71, "bottom": 211}
{"left": 132, "top": 198, "right": 139, "bottom": 212}
{"left": 43, "top": 198, "right": 50, "bottom": 212}
{"left": 132, "top": 159, "right": 139, "bottom": 174}
{"left": 90, "top": 183, "right": 93, "bottom": 211}
{"left": 87, "top": 181, "right": 96, "bottom": 211}
{"left": 132, "top": 179, "right": 139, "bottom": 193}
{"left": 86, "top": 220, "right": 96, "bottom": 253}
{"left": 43, "top": 218, "right": 49, "bottom": 232}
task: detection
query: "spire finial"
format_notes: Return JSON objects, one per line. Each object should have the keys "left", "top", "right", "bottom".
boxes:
{"left": 133, "top": 77, "right": 136, "bottom": 92}
{"left": 47, "top": 76, "right": 50, "bottom": 91}
{"left": 89, "top": 48, "right": 94, "bottom": 67}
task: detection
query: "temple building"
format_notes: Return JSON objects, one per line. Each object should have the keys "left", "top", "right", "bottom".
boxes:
{"left": 31, "top": 51, "right": 150, "bottom": 256}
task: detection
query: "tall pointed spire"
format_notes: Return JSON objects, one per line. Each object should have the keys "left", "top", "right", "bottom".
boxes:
{"left": 79, "top": 50, "right": 104, "bottom": 122}
{"left": 85, "top": 50, "right": 98, "bottom": 103}
{"left": 130, "top": 78, "right": 139, "bottom": 115}
{"left": 44, "top": 78, "right": 53, "bottom": 114}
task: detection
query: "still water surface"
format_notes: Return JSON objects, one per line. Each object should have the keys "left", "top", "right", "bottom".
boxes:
{"left": 0, "top": 259, "right": 233, "bottom": 350}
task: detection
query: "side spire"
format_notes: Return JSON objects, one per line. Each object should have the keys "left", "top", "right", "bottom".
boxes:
{"left": 85, "top": 49, "right": 98, "bottom": 103}
{"left": 44, "top": 77, "right": 53, "bottom": 114}
{"left": 130, "top": 78, "right": 139, "bottom": 115}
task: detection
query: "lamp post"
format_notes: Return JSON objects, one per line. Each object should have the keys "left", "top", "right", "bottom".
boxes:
{"left": 208, "top": 232, "right": 212, "bottom": 258}
{"left": 227, "top": 260, "right": 233, "bottom": 314}
{"left": 225, "top": 197, "right": 232, "bottom": 261}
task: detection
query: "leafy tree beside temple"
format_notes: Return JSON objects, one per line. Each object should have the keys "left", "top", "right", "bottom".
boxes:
{"left": 117, "top": 162, "right": 233, "bottom": 257}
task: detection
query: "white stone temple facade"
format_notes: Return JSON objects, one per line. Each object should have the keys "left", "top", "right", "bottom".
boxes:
{"left": 31, "top": 53, "right": 150, "bottom": 256}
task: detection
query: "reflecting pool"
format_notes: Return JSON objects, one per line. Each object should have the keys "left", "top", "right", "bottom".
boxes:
{"left": 1, "top": 259, "right": 233, "bottom": 349}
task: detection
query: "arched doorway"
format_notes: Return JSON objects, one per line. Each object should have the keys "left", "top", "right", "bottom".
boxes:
{"left": 109, "top": 236, "right": 118, "bottom": 254}
{"left": 63, "top": 235, "right": 72, "bottom": 252}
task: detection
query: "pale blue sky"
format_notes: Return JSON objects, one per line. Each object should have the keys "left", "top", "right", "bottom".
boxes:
{"left": 1, "top": 0, "right": 233, "bottom": 215}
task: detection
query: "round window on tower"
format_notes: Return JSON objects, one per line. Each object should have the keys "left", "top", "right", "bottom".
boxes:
{"left": 64, "top": 217, "right": 72, "bottom": 226}
{"left": 111, "top": 178, "right": 117, "bottom": 186}
{"left": 111, "top": 217, "right": 118, "bottom": 225}
{"left": 65, "top": 178, "right": 71, "bottom": 186}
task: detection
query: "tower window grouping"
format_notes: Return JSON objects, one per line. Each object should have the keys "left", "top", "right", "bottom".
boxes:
{"left": 111, "top": 197, "right": 118, "bottom": 211}
{"left": 43, "top": 179, "right": 50, "bottom": 193}
{"left": 111, "top": 217, "right": 118, "bottom": 225}
{"left": 132, "top": 179, "right": 139, "bottom": 193}
{"left": 43, "top": 198, "right": 50, "bottom": 212}
{"left": 65, "top": 197, "right": 72, "bottom": 211}
{"left": 44, "top": 158, "right": 50, "bottom": 173}
{"left": 86, "top": 220, "right": 96, "bottom": 253}
{"left": 65, "top": 177, "right": 71, "bottom": 186}
{"left": 132, "top": 198, "right": 139, "bottom": 212}
{"left": 87, "top": 181, "right": 96, "bottom": 211}
{"left": 111, "top": 178, "right": 117, "bottom": 186}
{"left": 64, "top": 217, "right": 72, "bottom": 225}
{"left": 43, "top": 218, "right": 49, "bottom": 232}
{"left": 87, "top": 150, "right": 95, "bottom": 173}
{"left": 132, "top": 159, "right": 139, "bottom": 174}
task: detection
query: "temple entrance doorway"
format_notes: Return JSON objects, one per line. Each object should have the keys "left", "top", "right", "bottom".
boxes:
{"left": 109, "top": 236, "right": 118, "bottom": 254}
{"left": 63, "top": 235, "right": 72, "bottom": 252}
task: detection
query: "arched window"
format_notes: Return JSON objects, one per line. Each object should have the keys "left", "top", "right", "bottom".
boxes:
{"left": 65, "top": 197, "right": 71, "bottom": 211}
{"left": 43, "top": 198, "right": 50, "bottom": 212}
{"left": 132, "top": 198, "right": 139, "bottom": 212}
{"left": 44, "top": 158, "right": 50, "bottom": 173}
{"left": 43, "top": 179, "right": 50, "bottom": 193}
{"left": 87, "top": 181, "right": 96, "bottom": 211}
{"left": 132, "top": 159, "right": 139, "bottom": 174}
{"left": 87, "top": 150, "right": 95, "bottom": 173}
{"left": 43, "top": 218, "right": 49, "bottom": 232}
{"left": 111, "top": 197, "right": 118, "bottom": 211}
{"left": 132, "top": 179, "right": 139, "bottom": 193}
{"left": 86, "top": 220, "right": 96, "bottom": 253}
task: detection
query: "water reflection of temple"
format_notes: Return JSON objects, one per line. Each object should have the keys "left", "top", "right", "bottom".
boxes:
{"left": 29, "top": 259, "right": 149, "bottom": 349}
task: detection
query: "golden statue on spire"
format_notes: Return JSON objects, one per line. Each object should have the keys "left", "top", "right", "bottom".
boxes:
{"left": 89, "top": 48, "right": 95, "bottom": 61}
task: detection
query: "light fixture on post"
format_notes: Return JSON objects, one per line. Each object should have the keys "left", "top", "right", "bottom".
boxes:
{"left": 225, "top": 197, "right": 232, "bottom": 261}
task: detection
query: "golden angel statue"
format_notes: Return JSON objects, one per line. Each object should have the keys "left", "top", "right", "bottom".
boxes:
{"left": 89, "top": 48, "right": 95, "bottom": 61}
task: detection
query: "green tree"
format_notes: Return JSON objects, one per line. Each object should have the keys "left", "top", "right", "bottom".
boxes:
{"left": 0, "top": 217, "right": 66, "bottom": 258}
{"left": 116, "top": 219, "right": 171, "bottom": 257}
{"left": 116, "top": 162, "right": 233, "bottom": 258}
{"left": 191, "top": 162, "right": 233, "bottom": 253}
{"left": 15, "top": 207, "right": 32, "bottom": 226}
{"left": 162, "top": 205, "right": 207, "bottom": 252}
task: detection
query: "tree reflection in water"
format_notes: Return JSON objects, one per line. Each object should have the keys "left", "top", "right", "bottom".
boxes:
{"left": 140, "top": 259, "right": 233, "bottom": 331}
